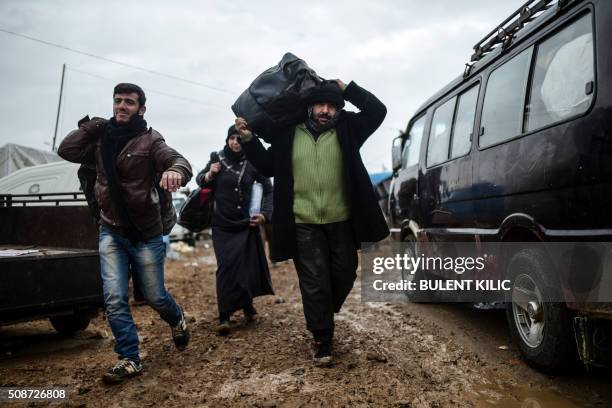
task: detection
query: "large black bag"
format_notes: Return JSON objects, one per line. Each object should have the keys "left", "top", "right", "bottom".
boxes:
{"left": 231, "top": 52, "right": 322, "bottom": 141}
{"left": 177, "top": 187, "right": 213, "bottom": 233}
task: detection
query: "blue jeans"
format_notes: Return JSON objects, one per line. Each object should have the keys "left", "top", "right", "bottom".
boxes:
{"left": 99, "top": 227, "right": 181, "bottom": 363}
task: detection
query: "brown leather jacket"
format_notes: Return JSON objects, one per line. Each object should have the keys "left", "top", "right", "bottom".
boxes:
{"left": 58, "top": 117, "right": 192, "bottom": 238}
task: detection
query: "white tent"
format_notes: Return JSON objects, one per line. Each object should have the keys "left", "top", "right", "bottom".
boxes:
{"left": 0, "top": 143, "right": 61, "bottom": 179}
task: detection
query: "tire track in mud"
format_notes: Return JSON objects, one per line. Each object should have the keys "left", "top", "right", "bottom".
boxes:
{"left": 1, "top": 245, "right": 610, "bottom": 407}
{"left": 335, "top": 280, "right": 482, "bottom": 408}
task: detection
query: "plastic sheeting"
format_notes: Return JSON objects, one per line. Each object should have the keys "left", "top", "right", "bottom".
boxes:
{"left": 0, "top": 143, "right": 60, "bottom": 179}
{"left": 541, "top": 33, "right": 594, "bottom": 121}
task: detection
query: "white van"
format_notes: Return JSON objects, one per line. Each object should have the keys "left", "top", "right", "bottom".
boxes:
{"left": 0, "top": 161, "right": 81, "bottom": 195}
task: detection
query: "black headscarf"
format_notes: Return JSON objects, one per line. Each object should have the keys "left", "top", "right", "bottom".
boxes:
{"left": 100, "top": 114, "right": 149, "bottom": 242}
{"left": 224, "top": 125, "right": 244, "bottom": 162}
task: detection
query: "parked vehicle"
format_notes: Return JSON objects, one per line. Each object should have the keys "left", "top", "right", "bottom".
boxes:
{"left": 170, "top": 193, "right": 195, "bottom": 246}
{"left": 0, "top": 193, "right": 103, "bottom": 335}
{"left": 0, "top": 161, "right": 81, "bottom": 196}
{"left": 389, "top": 0, "right": 611, "bottom": 370}
{"left": 370, "top": 171, "right": 393, "bottom": 222}
{"left": 0, "top": 161, "right": 193, "bottom": 244}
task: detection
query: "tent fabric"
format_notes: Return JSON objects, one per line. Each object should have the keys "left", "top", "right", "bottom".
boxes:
{"left": 0, "top": 143, "right": 60, "bottom": 179}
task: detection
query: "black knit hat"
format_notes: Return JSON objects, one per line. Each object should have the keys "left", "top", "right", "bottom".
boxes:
{"left": 303, "top": 80, "right": 345, "bottom": 109}
{"left": 226, "top": 125, "right": 239, "bottom": 143}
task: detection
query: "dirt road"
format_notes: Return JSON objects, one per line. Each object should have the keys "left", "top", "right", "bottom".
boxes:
{"left": 1, "top": 242, "right": 611, "bottom": 407}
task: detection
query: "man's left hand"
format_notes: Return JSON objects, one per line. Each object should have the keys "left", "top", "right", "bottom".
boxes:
{"left": 160, "top": 170, "right": 183, "bottom": 192}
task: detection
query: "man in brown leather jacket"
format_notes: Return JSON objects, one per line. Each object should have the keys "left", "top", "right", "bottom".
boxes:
{"left": 58, "top": 83, "right": 192, "bottom": 384}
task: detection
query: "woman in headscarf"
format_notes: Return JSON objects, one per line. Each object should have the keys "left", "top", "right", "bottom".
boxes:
{"left": 196, "top": 125, "right": 274, "bottom": 335}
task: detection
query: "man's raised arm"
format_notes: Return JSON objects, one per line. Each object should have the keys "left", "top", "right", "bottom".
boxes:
{"left": 342, "top": 81, "right": 387, "bottom": 147}
{"left": 235, "top": 117, "right": 275, "bottom": 177}
{"left": 57, "top": 116, "right": 108, "bottom": 164}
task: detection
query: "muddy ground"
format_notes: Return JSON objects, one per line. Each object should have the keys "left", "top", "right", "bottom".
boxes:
{"left": 1, "top": 241, "right": 611, "bottom": 407}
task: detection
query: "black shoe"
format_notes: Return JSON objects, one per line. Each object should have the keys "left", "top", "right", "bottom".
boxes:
{"left": 217, "top": 319, "right": 231, "bottom": 336}
{"left": 243, "top": 305, "right": 257, "bottom": 323}
{"left": 312, "top": 340, "right": 333, "bottom": 367}
{"left": 102, "top": 358, "right": 142, "bottom": 384}
{"left": 172, "top": 310, "right": 190, "bottom": 351}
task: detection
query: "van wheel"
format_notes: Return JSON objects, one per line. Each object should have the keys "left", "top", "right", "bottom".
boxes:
{"left": 401, "top": 235, "right": 436, "bottom": 302}
{"left": 50, "top": 313, "right": 91, "bottom": 336}
{"left": 505, "top": 248, "right": 577, "bottom": 371}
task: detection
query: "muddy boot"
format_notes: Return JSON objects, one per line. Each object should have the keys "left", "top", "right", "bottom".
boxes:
{"left": 217, "top": 320, "right": 231, "bottom": 336}
{"left": 243, "top": 304, "right": 257, "bottom": 323}
{"left": 171, "top": 309, "right": 190, "bottom": 351}
{"left": 217, "top": 312, "right": 231, "bottom": 336}
{"left": 102, "top": 358, "right": 142, "bottom": 384}
{"left": 311, "top": 340, "right": 333, "bottom": 367}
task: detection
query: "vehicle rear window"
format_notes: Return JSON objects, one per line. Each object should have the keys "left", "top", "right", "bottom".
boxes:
{"left": 451, "top": 85, "right": 479, "bottom": 158}
{"left": 525, "top": 13, "right": 594, "bottom": 132}
{"left": 479, "top": 47, "right": 533, "bottom": 148}
{"left": 427, "top": 97, "right": 455, "bottom": 166}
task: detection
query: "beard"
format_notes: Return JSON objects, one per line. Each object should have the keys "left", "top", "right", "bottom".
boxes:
{"left": 114, "top": 110, "right": 142, "bottom": 124}
{"left": 314, "top": 111, "right": 334, "bottom": 125}
{"left": 306, "top": 106, "right": 340, "bottom": 135}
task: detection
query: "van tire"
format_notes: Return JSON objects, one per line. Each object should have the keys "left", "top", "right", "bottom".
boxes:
{"left": 50, "top": 313, "right": 91, "bottom": 336}
{"left": 505, "top": 248, "right": 577, "bottom": 372}
{"left": 401, "top": 235, "right": 436, "bottom": 302}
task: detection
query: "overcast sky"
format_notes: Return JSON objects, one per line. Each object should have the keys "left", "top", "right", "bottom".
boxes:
{"left": 0, "top": 0, "right": 525, "bottom": 176}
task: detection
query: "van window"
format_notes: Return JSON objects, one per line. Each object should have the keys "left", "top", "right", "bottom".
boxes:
{"left": 525, "top": 13, "right": 594, "bottom": 131}
{"left": 427, "top": 97, "right": 455, "bottom": 166}
{"left": 402, "top": 115, "right": 426, "bottom": 169}
{"left": 480, "top": 47, "right": 533, "bottom": 148}
{"left": 451, "top": 85, "right": 479, "bottom": 158}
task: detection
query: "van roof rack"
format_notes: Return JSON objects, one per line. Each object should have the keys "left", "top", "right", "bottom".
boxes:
{"left": 468, "top": 0, "right": 577, "bottom": 65}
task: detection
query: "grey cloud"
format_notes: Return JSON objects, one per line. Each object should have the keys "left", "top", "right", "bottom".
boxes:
{"left": 0, "top": 0, "right": 524, "bottom": 174}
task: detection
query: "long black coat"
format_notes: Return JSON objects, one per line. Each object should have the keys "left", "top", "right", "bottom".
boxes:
{"left": 242, "top": 81, "right": 389, "bottom": 262}
{"left": 197, "top": 150, "right": 274, "bottom": 314}
{"left": 198, "top": 150, "right": 273, "bottom": 228}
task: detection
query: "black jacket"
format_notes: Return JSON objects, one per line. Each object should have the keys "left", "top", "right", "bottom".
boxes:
{"left": 197, "top": 151, "right": 273, "bottom": 231}
{"left": 242, "top": 81, "right": 389, "bottom": 261}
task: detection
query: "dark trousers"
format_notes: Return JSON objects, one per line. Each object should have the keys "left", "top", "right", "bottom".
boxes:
{"left": 293, "top": 221, "right": 358, "bottom": 341}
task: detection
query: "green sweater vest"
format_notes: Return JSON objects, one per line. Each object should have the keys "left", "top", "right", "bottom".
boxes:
{"left": 292, "top": 124, "right": 350, "bottom": 224}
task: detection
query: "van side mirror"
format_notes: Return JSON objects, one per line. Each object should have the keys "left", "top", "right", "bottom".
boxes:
{"left": 391, "top": 135, "right": 404, "bottom": 172}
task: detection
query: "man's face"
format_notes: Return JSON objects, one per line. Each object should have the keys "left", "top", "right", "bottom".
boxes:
{"left": 113, "top": 92, "right": 145, "bottom": 124}
{"left": 228, "top": 135, "right": 242, "bottom": 152}
{"left": 312, "top": 102, "right": 338, "bottom": 126}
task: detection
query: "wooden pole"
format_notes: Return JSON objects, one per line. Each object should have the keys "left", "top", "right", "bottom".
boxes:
{"left": 51, "top": 63, "right": 66, "bottom": 152}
